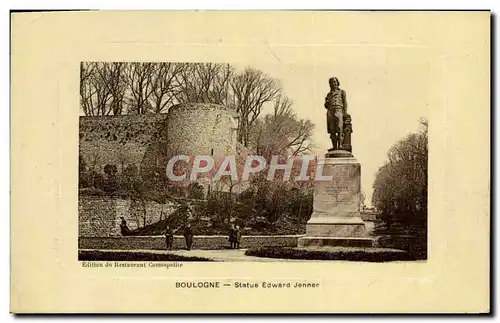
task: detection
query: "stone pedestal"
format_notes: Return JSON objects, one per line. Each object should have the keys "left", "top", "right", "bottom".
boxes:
{"left": 298, "top": 153, "right": 373, "bottom": 248}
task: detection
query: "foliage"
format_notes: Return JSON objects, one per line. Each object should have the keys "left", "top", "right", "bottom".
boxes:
{"left": 372, "top": 119, "right": 428, "bottom": 259}
{"left": 123, "top": 178, "right": 312, "bottom": 236}
{"left": 204, "top": 176, "right": 313, "bottom": 234}
{"left": 245, "top": 247, "right": 414, "bottom": 262}
{"left": 103, "top": 164, "right": 118, "bottom": 192}
{"left": 187, "top": 182, "right": 205, "bottom": 200}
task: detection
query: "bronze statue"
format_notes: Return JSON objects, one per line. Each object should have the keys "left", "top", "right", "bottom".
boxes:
{"left": 325, "top": 77, "right": 349, "bottom": 151}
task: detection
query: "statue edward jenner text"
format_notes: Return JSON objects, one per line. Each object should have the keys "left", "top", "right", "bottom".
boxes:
{"left": 325, "top": 77, "right": 353, "bottom": 153}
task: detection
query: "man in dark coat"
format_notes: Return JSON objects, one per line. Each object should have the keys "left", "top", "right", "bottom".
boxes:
{"left": 183, "top": 223, "right": 194, "bottom": 250}
{"left": 228, "top": 224, "right": 236, "bottom": 249}
{"left": 164, "top": 225, "right": 174, "bottom": 250}
{"left": 325, "top": 77, "right": 348, "bottom": 150}
{"left": 235, "top": 225, "right": 242, "bottom": 249}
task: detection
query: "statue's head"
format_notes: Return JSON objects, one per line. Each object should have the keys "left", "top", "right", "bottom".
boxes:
{"left": 329, "top": 77, "right": 340, "bottom": 90}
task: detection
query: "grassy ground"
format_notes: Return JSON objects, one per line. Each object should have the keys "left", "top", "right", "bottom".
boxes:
{"left": 129, "top": 218, "right": 308, "bottom": 236}
{"left": 79, "top": 235, "right": 300, "bottom": 251}
{"left": 79, "top": 250, "right": 213, "bottom": 261}
{"left": 244, "top": 246, "right": 416, "bottom": 262}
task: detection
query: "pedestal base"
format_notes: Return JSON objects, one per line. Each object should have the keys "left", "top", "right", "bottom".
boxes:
{"left": 297, "top": 236, "right": 374, "bottom": 248}
{"left": 305, "top": 216, "right": 367, "bottom": 237}
{"left": 298, "top": 154, "right": 374, "bottom": 249}
{"left": 326, "top": 149, "right": 354, "bottom": 158}
{"left": 299, "top": 215, "right": 372, "bottom": 247}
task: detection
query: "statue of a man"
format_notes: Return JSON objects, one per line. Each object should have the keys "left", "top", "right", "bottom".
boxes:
{"left": 325, "top": 77, "right": 348, "bottom": 150}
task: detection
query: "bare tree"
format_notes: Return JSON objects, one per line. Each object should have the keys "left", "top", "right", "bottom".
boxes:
{"left": 149, "top": 63, "right": 185, "bottom": 113}
{"left": 213, "top": 176, "right": 242, "bottom": 225}
{"left": 231, "top": 68, "right": 281, "bottom": 146}
{"left": 250, "top": 95, "right": 314, "bottom": 157}
{"left": 174, "top": 63, "right": 233, "bottom": 105}
{"left": 272, "top": 94, "right": 294, "bottom": 118}
{"left": 90, "top": 63, "right": 114, "bottom": 115}
{"left": 124, "top": 62, "right": 156, "bottom": 114}
{"left": 103, "top": 62, "right": 128, "bottom": 115}
{"left": 209, "top": 63, "right": 234, "bottom": 106}
{"left": 80, "top": 62, "right": 122, "bottom": 116}
{"left": 80, "top": 62, "right": 97, "bottom": 116}
{"left": 286, "top": 119, "right": 315, "bottom": 156}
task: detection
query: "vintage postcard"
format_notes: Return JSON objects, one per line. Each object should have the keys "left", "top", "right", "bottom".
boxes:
{"left": 11, "top": 11, "right": 490, "bottom": 313}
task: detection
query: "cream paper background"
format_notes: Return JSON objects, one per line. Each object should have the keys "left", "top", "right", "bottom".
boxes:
{"left": 10, "top": 11, "right": 490, "bottom": 313}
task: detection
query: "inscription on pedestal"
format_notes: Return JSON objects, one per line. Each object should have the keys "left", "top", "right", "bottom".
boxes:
{"left": 303, "top": 157, "right": 367, "bottom": 241}
{"left": 313, "top": 161, "right": 360, "bottom": 215}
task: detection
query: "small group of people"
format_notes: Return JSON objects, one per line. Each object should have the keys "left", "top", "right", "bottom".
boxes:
{"left": 164, "top": 223, "right": 193, "bottom": 251}
{"left": 163, "top": 223, "right": 242, "bottom": 250}
{"left": 228, "top": 224, "right": 242, "bottom": 249}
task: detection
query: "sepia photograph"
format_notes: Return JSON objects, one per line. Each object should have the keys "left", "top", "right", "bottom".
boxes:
{"left": 78, "top": 60, "right": 428, "bottom": 263}
{"left": 11, "top": 10, "right": 489, "bottom": 313}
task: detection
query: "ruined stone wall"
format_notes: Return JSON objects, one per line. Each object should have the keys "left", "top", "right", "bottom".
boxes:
{"left": 79, "top": 195, "right": 177, "bottom": 237}
{"left": 79, "top": 196, "right": 119, "bottom": 237}
{"left": 79, "top": 114, "right": 169, "bottom": 174}
{"left": 166, "top": 103, "right": 238, "bottom": 158}
{"left": 79, "top": 104, "right": 239, "bottom": 236}
{"left": 79, "top": 104, "right": 238, "bottom": 174}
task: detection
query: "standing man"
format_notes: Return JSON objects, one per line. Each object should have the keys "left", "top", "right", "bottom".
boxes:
{"left": 325, "top": 77, "right": 348, "bottom": 150}
{"left": 235, "top": 225, "right": 242, "bottom": 249}
{"left": 228, "top": 224, "right": 236, "bottom": 249}
{"left": 183, "top": 223, "right": 194, "bottom": 250}
{"left": 164, "top": 225, "right": 174, "bottom": 250}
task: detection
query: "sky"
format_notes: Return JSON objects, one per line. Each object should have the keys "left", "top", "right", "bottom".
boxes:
{"left": 232, "top": 46, "right": 431, "bottom": 206}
